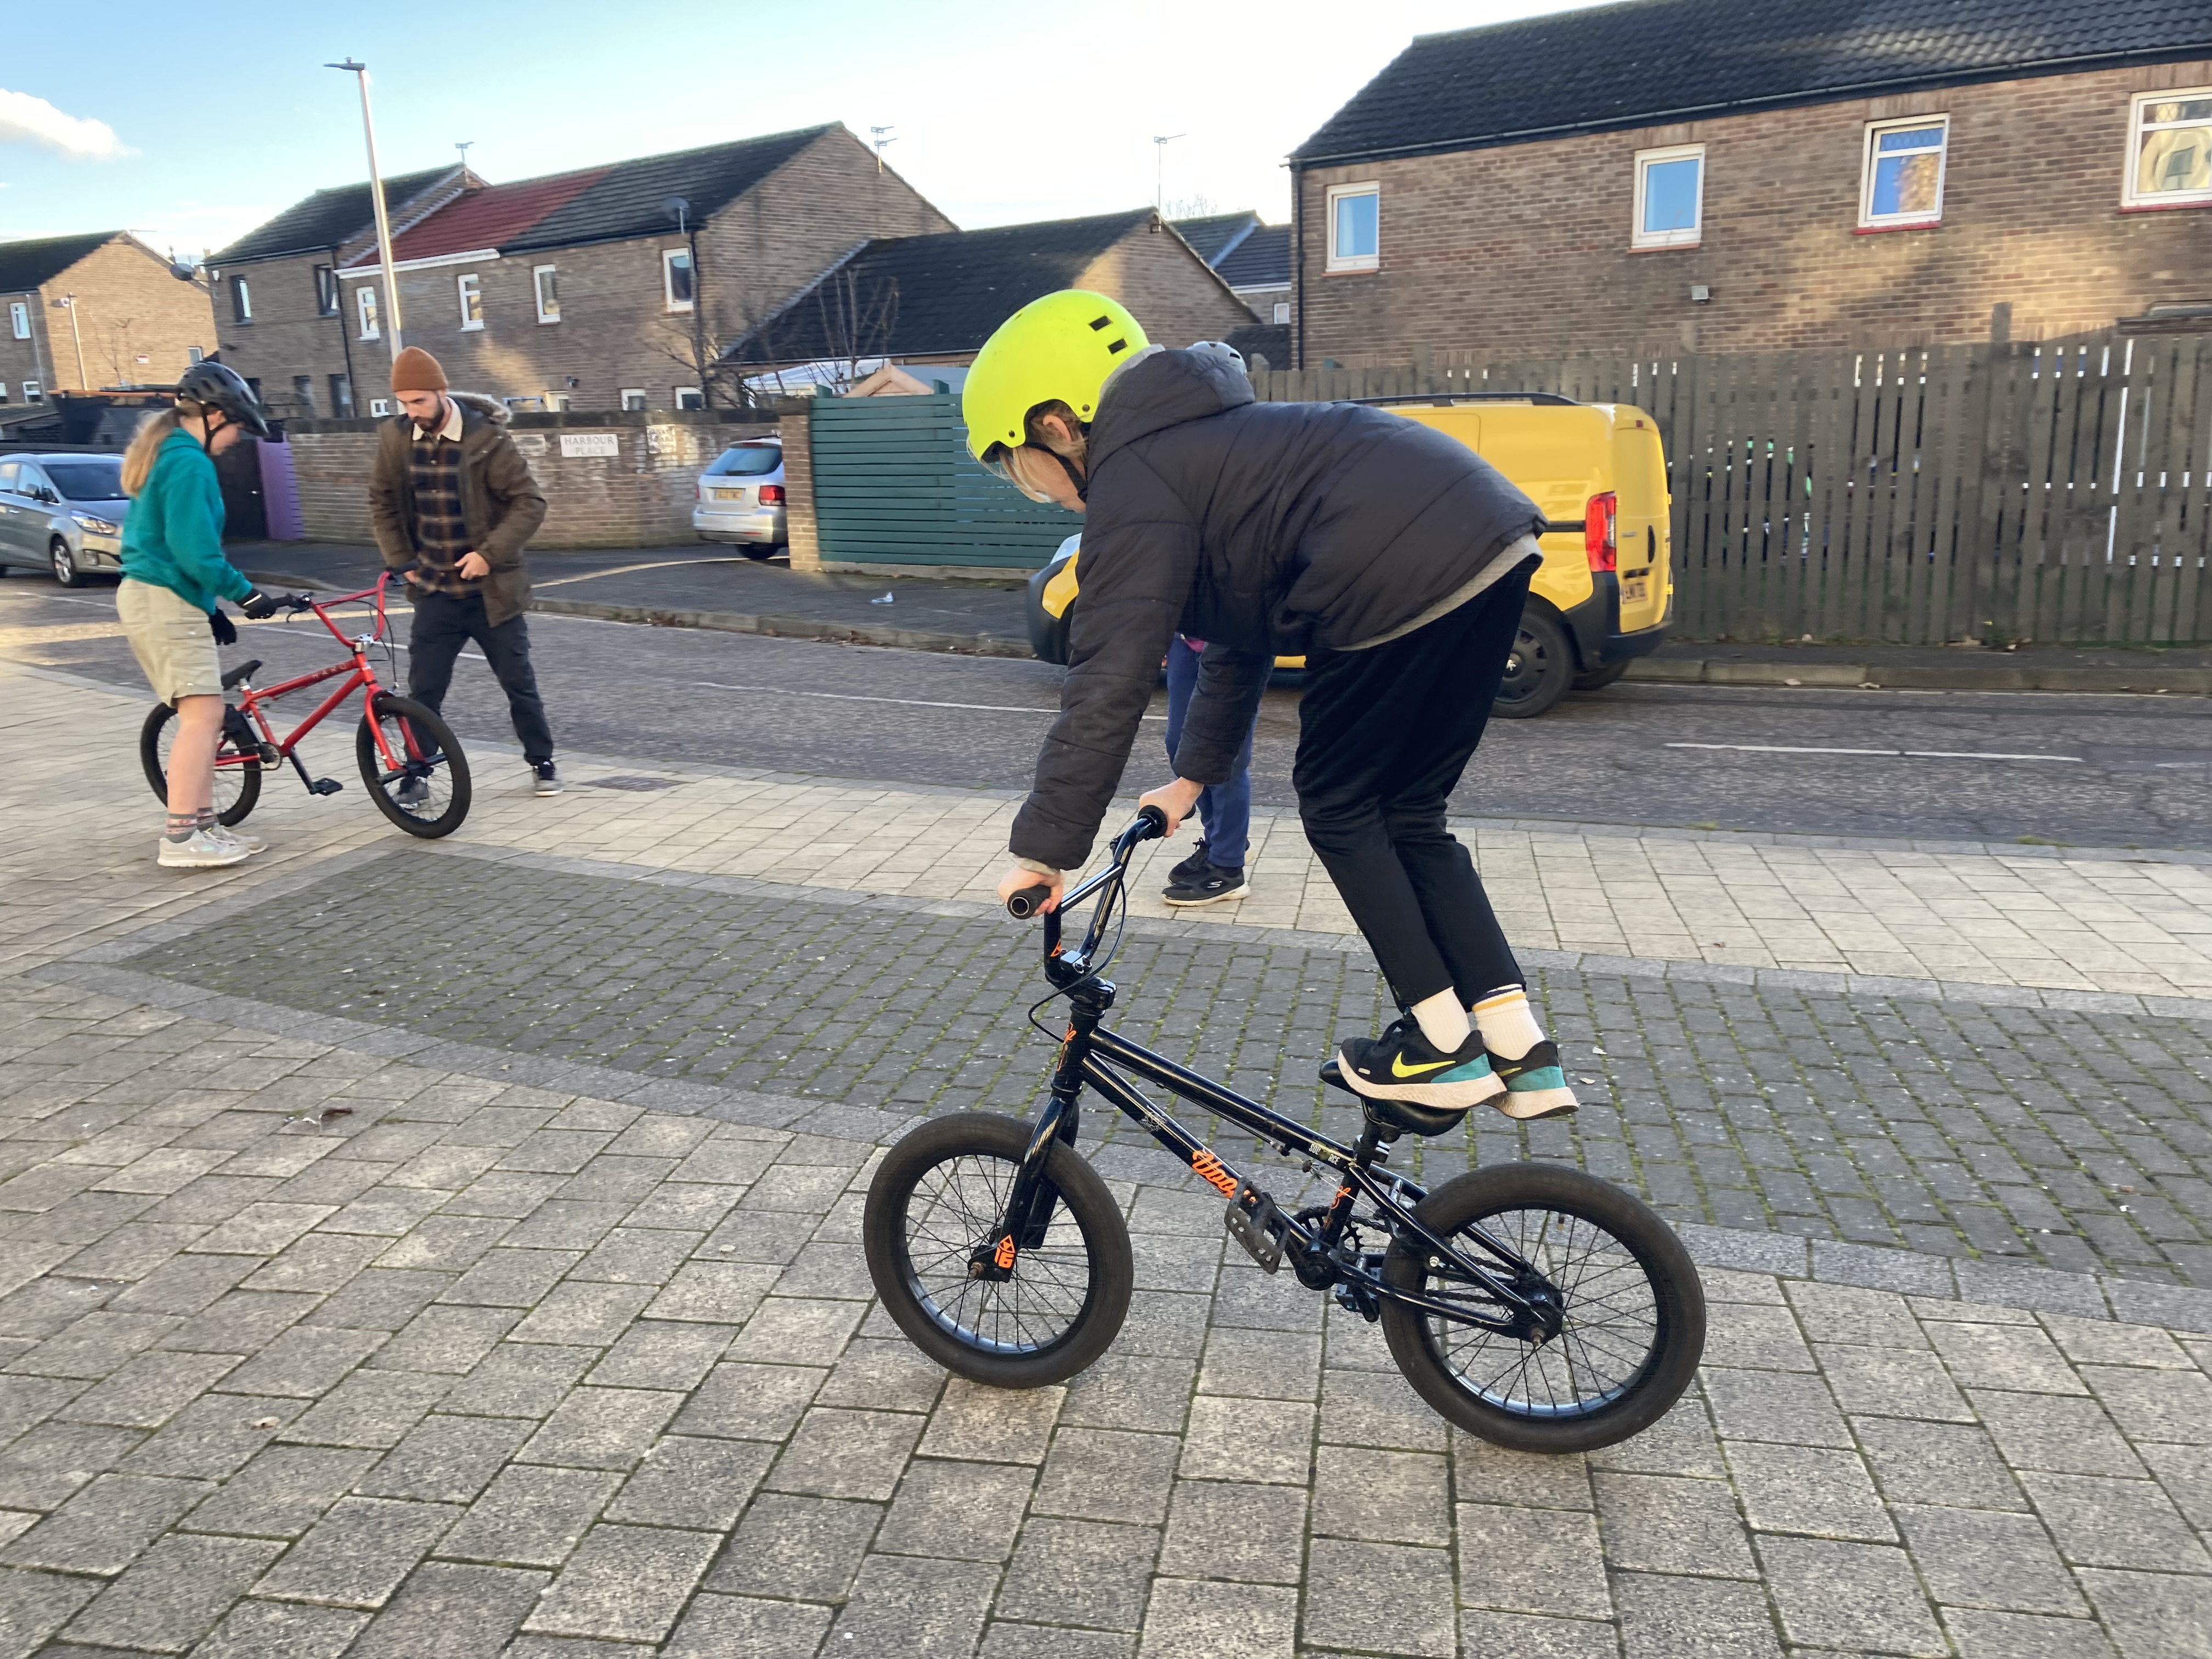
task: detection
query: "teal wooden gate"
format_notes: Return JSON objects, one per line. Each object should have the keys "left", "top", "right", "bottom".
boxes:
{"left": 809, "top": 392, "right": 1080, "bottom": 569}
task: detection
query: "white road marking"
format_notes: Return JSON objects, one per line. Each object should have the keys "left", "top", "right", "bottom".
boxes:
{"left": 696, "top": 680, "right": 1167, "bottom": 720}
{"left": 1667, "top": 742, "right": 2084, "bottom": 763}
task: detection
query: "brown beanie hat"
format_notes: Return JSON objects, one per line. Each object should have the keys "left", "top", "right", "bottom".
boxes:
{"left": 390, "top": 346, "right": 448, "bottom": 393}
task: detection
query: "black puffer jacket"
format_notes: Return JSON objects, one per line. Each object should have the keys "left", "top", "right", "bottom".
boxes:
{"left": 1010, "top": 348, "right": 1542, "bottom": 871}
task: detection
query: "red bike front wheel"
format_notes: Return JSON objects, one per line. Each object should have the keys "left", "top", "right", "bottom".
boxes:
{"left": 356, "top": 693, "right": 471, "bottom": 838}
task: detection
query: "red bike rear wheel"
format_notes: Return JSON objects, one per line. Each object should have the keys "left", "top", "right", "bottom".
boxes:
{"left": 139, "top": 702, "right": 263, "bottom": 826}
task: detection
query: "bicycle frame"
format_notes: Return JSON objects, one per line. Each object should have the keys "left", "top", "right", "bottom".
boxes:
{"left": 219, "top": 575, "right": 426, "bottom": 787}
{"left": 996, "top": 816, "right": 1566, "bottom": 1342}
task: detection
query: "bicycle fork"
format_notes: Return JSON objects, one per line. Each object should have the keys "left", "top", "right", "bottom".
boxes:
{"left": 971, "top": 994, "right": 1102, "bottom": 1283}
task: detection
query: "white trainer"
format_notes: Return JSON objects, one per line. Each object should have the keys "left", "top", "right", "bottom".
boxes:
{"left": 157, "top": 829, "right": 252, "bottom": 868}
{"left": 210, "top": 823, "right": 268, "bottom": 856}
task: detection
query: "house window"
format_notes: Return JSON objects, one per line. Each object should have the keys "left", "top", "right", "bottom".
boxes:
{"left": 357, "top": 284, "right": 380, "bottom": 340}
{"left": 11, "top": 301, "right": 31, "bottom": 338}
{"left": 543, "top": 392, "right": 571, "bottom": 411}
{"left": 534, "top": 265, "right": 560, "bottom": 324}
{"left": 187, "top": 346, "right": 204, "bottom": 364}
{"left": 1632, "top": 144, "right": 1705, "bottom": 248}
{"left": 314, "top": 264, "right": 339, "bottom": 315}
{"left": 231, "top": 274, "right": 253, "bottom": 323}
{"left": 1861, "top": 118, "right": 1948, "bottom": 227}
{"left": 292, "top": 375, "right": 314, "bottom": 415}
{"left": 1325, "top": 184, "right": 1379, "bottom": 272}
{"left": 329, "top": 373, "right": 353, "bottom": 417}
{"left": 1272, "top": 301, "right": 1291, "bottom": 324}
{"left": 0, "top": 384, "right": 9, "bottom": 403}
{"left": 664, "top": 247, "right": 696, "bottom": 311}
{"left": 2125, "top": 89, "right": 2212, "bottom": 208}
{"left": 458, "top": 272, "right": 484, "bottom": 330}
{"left": 620, "top": 388, "right": 647, "bottom": 411}
{"left": 370, "top": 397, "right": 392, "bottom": 416}
{"left": 674, "top": 386, "right": 704, "bottom": 409}
{"left": 24, "top": 381, "right": 43, "bottom": 403}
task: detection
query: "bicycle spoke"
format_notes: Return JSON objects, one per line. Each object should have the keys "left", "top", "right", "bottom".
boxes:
{"left": 902, "top": 1150, "right": 1091, "bottom": 1356}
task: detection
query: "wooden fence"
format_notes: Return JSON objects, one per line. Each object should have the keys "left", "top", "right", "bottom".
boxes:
{"left": 1255, "top": 334, "right": 2212, "bottom": 645}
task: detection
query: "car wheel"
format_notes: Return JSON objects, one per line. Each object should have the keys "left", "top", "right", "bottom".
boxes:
{"left": 49, "top": 539, "right": 84, "bottom": 589}
{"left": 1493, "top": 608, "right": 1575, "bottom": 719}
{"left": 741, "top": 543, "right": 781, "bottom": 562}
{"left": 1572, "top": 659, "right": 1632, "bottom": 692}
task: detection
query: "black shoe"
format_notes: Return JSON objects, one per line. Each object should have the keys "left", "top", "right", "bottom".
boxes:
{"left": 1166, "top": 840, "right": 1212, "bottom": 886}
{"left": 533, "top": 761, "right": 561, "bottom": 797}
{"left": 1334, "top": 1017, "right": 1504, "bottom": 1109}
{"left": 1163, "top": 864, "right": 1250, "bottom": 907}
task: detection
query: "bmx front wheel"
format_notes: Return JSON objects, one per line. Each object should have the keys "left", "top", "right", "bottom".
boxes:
{"left": 863, "top": 1112, "right": 1133, "bottom": 1388}
{"left": 139, "top": 702, "right": 262, "bottom": 826}
{"left": 356, "top": 693, "right": 471, "bottom": 838}
{"left": 1381, "top": 1161, "right": 1705, "bottom": 1453}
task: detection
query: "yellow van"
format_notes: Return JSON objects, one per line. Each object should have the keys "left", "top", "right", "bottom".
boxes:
{"left": 1023, "top": 393, "right": 1673, "bottom": 718}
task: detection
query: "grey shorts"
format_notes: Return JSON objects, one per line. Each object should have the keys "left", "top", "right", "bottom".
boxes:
{"left": 117, "top": 578, "right": 224, "bottom": 703}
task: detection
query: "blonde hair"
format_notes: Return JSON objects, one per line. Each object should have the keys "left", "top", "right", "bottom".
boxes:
{"left": 122, "top": 405, "right": 201, "bottom": 496}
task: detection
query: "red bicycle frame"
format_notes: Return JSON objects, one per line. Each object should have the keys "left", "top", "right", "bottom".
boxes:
{"left": 222, "top": 573, "right": 427, "bottom": 783}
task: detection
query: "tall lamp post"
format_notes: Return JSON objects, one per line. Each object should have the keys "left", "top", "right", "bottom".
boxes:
{"left": 49, "top": 295, "right": 87, "bottom": 390}
{"left": 326, "top": 58, "right": 403, "bottom": 357}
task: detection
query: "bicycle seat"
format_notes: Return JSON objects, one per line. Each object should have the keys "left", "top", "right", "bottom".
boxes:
{"left": 221, "top": 659, "right": 263, "bottom": 689}
{"left": 1319, "top": 1057, "right": 1470, "bottom": 1137}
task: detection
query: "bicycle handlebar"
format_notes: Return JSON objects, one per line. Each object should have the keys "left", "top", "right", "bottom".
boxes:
{"left": 1003, "top": 805, "right": 1170, "bottom": 921}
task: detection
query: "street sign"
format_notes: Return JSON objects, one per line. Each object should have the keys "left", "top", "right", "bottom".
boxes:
{"left": 558, "top": 432, "right": 622, "bottom": 458}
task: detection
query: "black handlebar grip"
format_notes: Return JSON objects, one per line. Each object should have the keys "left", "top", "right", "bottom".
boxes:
{"left": 1006, "top": 885, "right": 1052, "bottom": 919}
{"left": 1137, "top": 804, "right": 1171, "bottom": 836}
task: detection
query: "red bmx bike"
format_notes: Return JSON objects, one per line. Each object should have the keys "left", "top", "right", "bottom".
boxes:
{"left": 139, "top": 573, "right": 472, "bottom": 838}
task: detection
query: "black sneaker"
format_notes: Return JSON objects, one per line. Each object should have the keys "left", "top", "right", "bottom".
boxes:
{"left": 1166, "top": 840, "right": 1212, "bottom": 887}
{"left": 1335, "top": 1017, "right": 1504, "bottom": 1109}
{"left": 1163, "top": 864, "right": 1250, "bottom": 907}
{"left": 533, "top": 761, "right": 561, "bottom": 797}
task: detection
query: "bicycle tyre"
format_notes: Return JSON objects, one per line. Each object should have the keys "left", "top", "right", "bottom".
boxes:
{"left": 355, "top": 693, "right": 471, "bottom": 839}
{"left": 863, "top": 1111, "right": 1133, "bottom": 1389}
{"left": 1381, "top": 1162, "right": 1705, "bottom": 1453}
{"left": 139, "top": 702, "right": 262, "bottom": 827}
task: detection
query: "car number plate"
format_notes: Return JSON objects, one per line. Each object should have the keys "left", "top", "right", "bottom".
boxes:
{"left": 1621, "top": 576, "right": 1648, "bottom": 605}
{"left": 712, "top": 487, "right": 746, "bottom": 502}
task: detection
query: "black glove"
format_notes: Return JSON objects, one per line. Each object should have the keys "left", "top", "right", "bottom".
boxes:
{"left": 208, "top": 610, "right": 238, "bottom": 646}
{"left": 240, "top": 589, "right": 282, "bottom": 620}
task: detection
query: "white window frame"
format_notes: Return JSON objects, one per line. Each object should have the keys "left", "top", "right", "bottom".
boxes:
{"left": 663, "top": 247, "right": 696, "bottom": 312}
{"left": 1859, "top": 116, "right": 1949, "bottom": 228}
{"left": 7, "top": 301, "right": 26, "bottom": 339}
{"left": 2123, "top": 87, "right": 2212, "bottom": 210}
{"left": 619, "top": 388, "right": 647, "bottom": 411}
{"left": 457, "top": 272, "right": 484, "bottom": 330}
{"left": 356, "top": 284, "right": 381, "bottom": 341}
{"left": 543, "top": 392, "right": 571, "bottom": 411}
{"left": 232, "top": 275, "right": 253, "bottom": 323}
{"left": 1272, "top": 301, "right": 1291, "bottom": 324}
{"left": 673, "top": 386, "right": 704, "bottom": 409}
{"left": 369, "top": 397, "right": 392, "bottom": 416}
{"left": 24, "top": 381, "right": 43, "bottom": 403}
{"left": 0, "top": 383, "right": 9, "bottom": 403}
{"left": 187, "top": 345, "right": 204, "bottom": 365}
{"left": 534, "top": 264, "right": 560, "bottom": 324}
{"left": 1324, "top": 183, "right": 1379, "bottom": 272}
{"left": 1632, "top": 144, "right": 1706, "bottom": 249}
{"left": 314, "top": 264, "right": 339, "bottom": 316}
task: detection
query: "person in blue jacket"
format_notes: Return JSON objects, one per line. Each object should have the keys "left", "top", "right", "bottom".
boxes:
{"left": 116, "top": 363, "right": 288, "bottom": 868}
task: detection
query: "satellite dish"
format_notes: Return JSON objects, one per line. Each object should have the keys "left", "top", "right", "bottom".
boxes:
{"left": 169, "top": 260, "right": 198, "bottom": 283}
{"left": 662, "top": 195, "right": 692, "bottom": 229}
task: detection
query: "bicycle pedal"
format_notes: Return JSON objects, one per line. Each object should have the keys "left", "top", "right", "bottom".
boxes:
{"left": 1224, "top": 1178, "right": 1286, "bottom": 1274}
{"left": 308, "top": 778, "right": 345, "bottom": 796}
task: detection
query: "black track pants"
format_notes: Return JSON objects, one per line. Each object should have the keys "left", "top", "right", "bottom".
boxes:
{"left": 1293, "top": 560, "right": 1534, "bottom": 1009}
{"left": 406, "top": 590, "right": 555, "bottom": 765}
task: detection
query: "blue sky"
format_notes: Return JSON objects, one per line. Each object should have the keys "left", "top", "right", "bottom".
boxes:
{"left": 1, "top": 0, "right": 1576, "bottom": 257}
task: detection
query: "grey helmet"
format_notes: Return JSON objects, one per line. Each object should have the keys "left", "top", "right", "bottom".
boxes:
{"left": 1187, "top": 340, "right": 1246, "bottom": 374}
{"left": 176, "top": 361, "right": 271, "bottom": 440}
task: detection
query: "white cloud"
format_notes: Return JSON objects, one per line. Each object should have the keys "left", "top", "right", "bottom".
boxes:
{"left": 0, "top": 88, "right": 133, "bottom": 160}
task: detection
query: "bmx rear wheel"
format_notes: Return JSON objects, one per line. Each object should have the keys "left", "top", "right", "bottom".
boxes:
{"left": 863, "top": 1112, "right": 1133, "bottom": 1388}
{"left": 140, "top": 702, "right": 262, "bottom": 826}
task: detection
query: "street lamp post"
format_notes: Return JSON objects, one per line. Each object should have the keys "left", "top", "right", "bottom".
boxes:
{"left": 326, "top": 58, "right": 403, "bottom": 356}
{"left": 50, "top": 295, "right": 87, "bottom": 390}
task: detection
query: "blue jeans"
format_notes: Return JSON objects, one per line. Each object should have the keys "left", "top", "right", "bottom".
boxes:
{"left": 1164, "top": 635, "right": 1255, "bottom": 869}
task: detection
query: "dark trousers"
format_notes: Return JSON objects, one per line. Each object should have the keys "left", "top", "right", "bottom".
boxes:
{"left": 1163, "top": 636, "right": 1255, "bottom": 868}
{"left": 407, "top": 590, "right": 555, "bottom": 765}
{"left": 1293, "top": 560, "right": 1534, "bottom": 1010}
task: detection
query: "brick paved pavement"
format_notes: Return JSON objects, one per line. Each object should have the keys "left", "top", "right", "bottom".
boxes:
{"left": 8, "top": 656, "right": 2212, "bottom": 1655}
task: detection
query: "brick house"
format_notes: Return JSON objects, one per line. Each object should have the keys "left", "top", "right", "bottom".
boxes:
{"left": 213, "top": 126, "right": 951, "bottom": 420}
{"left": 1172, "top": 212, "right": 1293, "bottom": 323}
{"left": 0, "top": 232, "right": 217, "bottom": 424}
{"left": 202, "top": 165, "right": 472, "bottom": 422}
{"left": 1289, "top": 0, "right": 2212, "bottom": 361}
{"left": 721, "top": 209, "right": 1256, "bottom": 387}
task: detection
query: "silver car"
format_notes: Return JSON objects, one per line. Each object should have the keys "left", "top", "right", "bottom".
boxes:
{"left": 691, "top": 439, "right": 786, "bottom": 558}
{"left": 0, "top": 452, "right": 128, "bottom": 587}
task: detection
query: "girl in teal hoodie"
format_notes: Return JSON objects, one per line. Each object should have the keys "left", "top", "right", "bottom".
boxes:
{"left": 117, "top": 363, "right": 283, "bottom": 868}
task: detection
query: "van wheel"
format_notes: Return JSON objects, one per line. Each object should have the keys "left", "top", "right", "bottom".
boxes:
{"left": 1493, "top": 610, "right": 1573, "bottom": 719}
{"left": 1572, "top": 659, "right": 1632, "bottom": 692}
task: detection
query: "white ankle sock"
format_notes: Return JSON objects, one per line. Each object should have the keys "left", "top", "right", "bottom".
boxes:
{"left": 1472, "top": 986, "right": 1544, "bottom": 1059}
{"left": 1410, "top": 989, "right": 1471, "bottom": 1052}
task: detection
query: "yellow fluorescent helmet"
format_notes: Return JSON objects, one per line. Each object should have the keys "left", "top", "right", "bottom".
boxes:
{"left": 963, "top": 290, "right": 1149, "bottom": 462}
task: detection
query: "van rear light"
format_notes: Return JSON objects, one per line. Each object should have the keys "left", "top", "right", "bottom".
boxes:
{"left": 758, "top": 484, "right": 786, "bottom": 505}
{"left": 1584, "top": 491, "right": 1618, "bottom": 573}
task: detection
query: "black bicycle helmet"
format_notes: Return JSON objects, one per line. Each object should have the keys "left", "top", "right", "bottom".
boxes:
{"left": 175, "top": 361, "right": 272, "bottom": 440}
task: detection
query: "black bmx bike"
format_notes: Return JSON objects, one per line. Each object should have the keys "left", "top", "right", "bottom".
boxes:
{"left": 862, "top": 808, "right": 1706, "bottom": 1453}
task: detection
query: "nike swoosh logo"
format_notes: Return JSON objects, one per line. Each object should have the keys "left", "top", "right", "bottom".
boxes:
{"left": 1390, "top": 1054, "right": 1455, "bottom": 1078}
